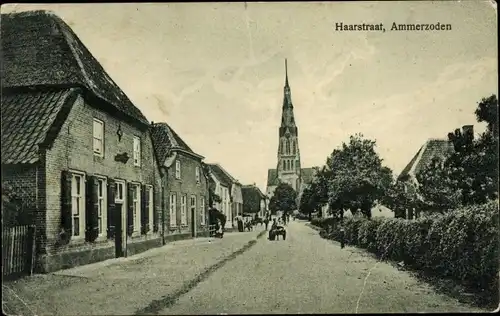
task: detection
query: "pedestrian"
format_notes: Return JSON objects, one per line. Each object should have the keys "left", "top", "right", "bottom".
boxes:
{"left": 340, "top": 225, "right": 345, "bottom": 249}
{"left": 264, "top": 217, "right": 269, "bottom": 230}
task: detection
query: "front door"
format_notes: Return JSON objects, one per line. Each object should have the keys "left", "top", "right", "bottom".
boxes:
{"left": 115, "top": 180, "right": 126, "bottom": 258}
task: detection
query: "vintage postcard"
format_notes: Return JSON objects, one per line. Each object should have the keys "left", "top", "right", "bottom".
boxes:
{"left": 1, "top": 1, "right": 498, "bottom": 315}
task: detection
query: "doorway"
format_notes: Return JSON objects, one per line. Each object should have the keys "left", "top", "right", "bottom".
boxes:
{"left": 115, "top": 180, "right": 126, "bottom": 258}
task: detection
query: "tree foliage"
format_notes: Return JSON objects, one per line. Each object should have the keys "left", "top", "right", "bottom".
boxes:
{"left": 201, "top": 163, "right": 222, "bottom": 207}
{"left": 326, "top": 134, "right": 393, "bottom": 218}
{"left": 416, "top": 95, "right": 499, "bottom": 211}
{"left": 380, "top": 180, "right": 419, "bottom": 218}
{"left": 2, "top": 183, "right": 25, "bottom": 227}
{"left": 269, "top": 182, "right": 297, "bottom": 215}
{"left": 299, "top": 166, "right": 330, "bottom": 220}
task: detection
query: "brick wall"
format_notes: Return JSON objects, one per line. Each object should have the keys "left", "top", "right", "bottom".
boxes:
{"left": 42, "top": 93, "right": 162, "bottom": 270}
{"left": 164, "top": 151, "right": 209, "bottom": 236}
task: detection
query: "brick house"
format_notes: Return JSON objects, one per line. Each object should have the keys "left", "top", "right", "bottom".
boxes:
{"left": 150, "top": 123, "right": 209, "bottom": 239}
{"left": 1, "top": 11, "right": 163, "bottom": 272}
{"left": 206, "top": 164, "right": 233, "bottom": 230}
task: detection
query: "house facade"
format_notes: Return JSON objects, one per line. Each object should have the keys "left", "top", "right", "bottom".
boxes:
{"left": 207, "top": 164, "right": 233, "bottom": 230}
{"left": 208, "top": 164, "right": 243, "bottom": 225}
{"left": 1, "top": 11, "right": 163, "bottom": 273}
{"left": 150, "top": 123, "right": 209, "bottom": 239}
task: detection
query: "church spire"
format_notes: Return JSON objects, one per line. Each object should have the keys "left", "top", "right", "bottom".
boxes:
{"left": 285, "top": 58, "right": 289, "bottom": 87}
{"left": 280, "top": 58, "right": 297, "bottom": 134}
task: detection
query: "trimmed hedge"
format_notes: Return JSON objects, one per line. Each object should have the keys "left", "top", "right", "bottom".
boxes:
{"left": 321, "top": 201, "right": 499, "bottom": 294}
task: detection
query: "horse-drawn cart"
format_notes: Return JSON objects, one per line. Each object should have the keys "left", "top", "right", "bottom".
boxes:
{"left": 268, "top": 225, "right": 286, "bottom": 241}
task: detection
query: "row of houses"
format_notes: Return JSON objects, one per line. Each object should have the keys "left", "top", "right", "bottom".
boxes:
{"left": 1, "top": 10, "right": 267, "bottom": 273}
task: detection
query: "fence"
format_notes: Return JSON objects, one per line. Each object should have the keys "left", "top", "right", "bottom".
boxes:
{"left": 2, "top": 225, "right": 36, "bottom": 279}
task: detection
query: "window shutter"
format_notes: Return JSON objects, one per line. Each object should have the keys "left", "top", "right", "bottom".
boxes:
{"left": 127, "top": 183, "right": 134, "bottom": 237}
{"left": 86, "top": 176, "right": 99, "bottom": 242}
{"left": 60, "top": 170, "right": 73, "bottom": 241}
{"left": 107, "top": 179, "right": 116, "bottom": 239}
{"left": 141, "top": 184, "right": 149, "bottom": 235}
{"left": 153, "top": 187, "right": 159, "bottom": 232}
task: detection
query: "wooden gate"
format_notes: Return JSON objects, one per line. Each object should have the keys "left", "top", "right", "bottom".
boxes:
{"left": 2, "top": 225, "right": 36, "bottom": 279}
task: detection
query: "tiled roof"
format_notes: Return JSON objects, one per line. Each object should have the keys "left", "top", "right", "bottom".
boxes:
{"left": 208, "top": 164, "right": 233, "bottom": 187}
{"left": 267, "top": 169, "right": 278, "bottom": 187}
{"left": 1, "top": 10, "right": 149, "bottom": 126}
{"left": 150, "top": 122, "right": 199, "bottom": 164}
{"left": 266, "top": 167, "right": 316, "bottom": 187}
{"left": 398, "top": 139, "right": 455, "bottom": 181}
{"left": 1, "top": 89, "right": 78, "bottom": 164}
{"left": 241, "top": 185, "right": 265, "bottom": 214}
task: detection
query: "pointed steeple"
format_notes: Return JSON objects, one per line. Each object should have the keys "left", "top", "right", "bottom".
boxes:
{"left": 280, "top": 58, "right": 297, "bottom": 135}
{"left": 285, "top": 58, "right": 289, "bottom": 87}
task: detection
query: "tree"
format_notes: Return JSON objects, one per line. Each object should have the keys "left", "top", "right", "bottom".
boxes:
{"left": 326, "top": 134, "right": 393, "bottom": 219}
{"left": 298, "top": 166, "right": 330, "bottom": 221}
{"left": 269, "top": 182, "right": 297, "bottom": 216}
{"left": 381, "top": 180, "right": 419, "bottom": 219}
{"left": 2, "top": 183, "right": 25, "bottom": 227}
{"left": 416, "top": 156, "right": 462, "bottom": 212}
{"left": 298, "top": 185, "right": 315, "bottom": 221}
{"left": 416, "top": 95, "right": 498, "bottom": 210}
{"left": 201, "top": 163, "right": 222, "bottom": 208}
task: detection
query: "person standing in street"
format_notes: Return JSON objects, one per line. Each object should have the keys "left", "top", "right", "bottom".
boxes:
{"left": 264, "top": 217, "right": 269, "bottom": 230}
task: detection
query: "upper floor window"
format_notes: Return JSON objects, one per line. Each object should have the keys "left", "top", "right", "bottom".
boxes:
{"left": 93, "top": 119, "right": 104, "bottom": 157}
{"left": 175, "top": 160, "right": 181, "bottom": 179}
{"left": 292, "top": 140, "right": 296, "bottom": 154}
{"left": 133, "top": 136, "right": 141, "bottom": 166}
{"left": 195, "top": 166, "right": 200, "bottom": 183}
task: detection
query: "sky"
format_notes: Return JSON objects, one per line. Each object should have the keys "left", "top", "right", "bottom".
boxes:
{"left": 2, "top": 2, "right": 498, "bottom": 192}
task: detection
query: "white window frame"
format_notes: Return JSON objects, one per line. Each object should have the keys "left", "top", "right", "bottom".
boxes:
{"left": 170, "top": 193, "right": 177, "bottom": 227}
{"left": 195, "top": 166, "right": 200, "bottom": 184}
{"left": 181, "top": 194, "right": 187, "bottom": 226}
{"left": 115, "top": 181, "right": 125, "bottom": 203}
{"left": 175, "top": 160, "right": 181, "bottom": 179}
{"left": 96, "top": 177, "right": 108, "bottom": 238}
{"left": 93, "top": 118, "right": 104, "bottom": 157}
{"left": 200, "top": 196, "right": 205, "bottom": 225}
{"left": 71, "top": 172, "right": 86, "bottom": 238}
{"left": 132, "top": 183, "right": 141, "bottom": 233}
{"left": 148, "top": 185, "right": 154, "bottom": 233}
{"left": 133, "top": 136, "right": 141, "bottom": 166}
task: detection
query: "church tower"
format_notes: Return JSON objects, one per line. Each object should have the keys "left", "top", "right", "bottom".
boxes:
{"left": 276, "top": 59, "right": 301, "bottom": 191}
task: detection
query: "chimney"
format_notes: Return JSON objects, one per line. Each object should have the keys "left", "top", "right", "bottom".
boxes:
{"left": 462, "top": 125, "right": 474, "bottom": 142}
{"left": 151, "top": 121, "right": 155, "bottom": 125}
